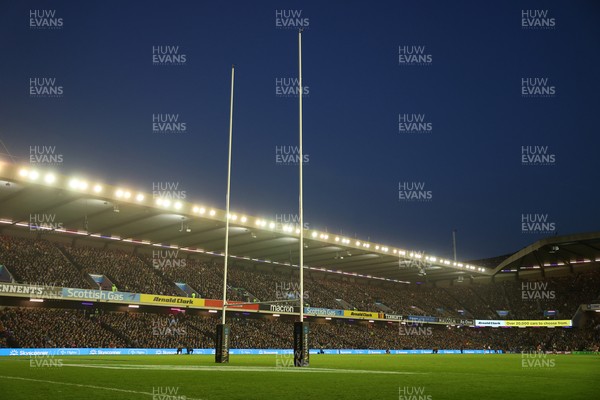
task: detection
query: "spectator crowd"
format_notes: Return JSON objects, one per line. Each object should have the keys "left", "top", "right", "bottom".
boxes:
{"left": 0, "top": 234, "right": 599, "bottom": 321}
{"left": 1, "top": 307, "right": 599, "bottom": 352}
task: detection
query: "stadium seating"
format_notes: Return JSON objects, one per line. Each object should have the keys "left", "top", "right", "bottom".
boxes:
{"left": 1, "top": 234, "right": 599, "bottom": 320}
{"left": 1, "top": 307, "right": 599, "bottom": 352}
{"left": 0, "top": 235, "right": 90, "bottom": 289}
{"left": 0, "top": 307, "right": 126, "bottom": 348}
{"left": 61, "top": 245, "right": 181, "bottom": 296}
{"left": 139, "top": 255, "right": 223, "bottom": 299}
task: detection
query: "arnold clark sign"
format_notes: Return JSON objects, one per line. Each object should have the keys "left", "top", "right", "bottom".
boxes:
{"left": 343, "top": 310, "right": 383, "bottom": 319}
{"left": 475, "top": 319, "right": 572, "bottom": 327}
{"left": 139, "top": 294, "right": 204, "bottom": 307}
{"left": 475, "top": 320, "right": 505, "bottom": 327}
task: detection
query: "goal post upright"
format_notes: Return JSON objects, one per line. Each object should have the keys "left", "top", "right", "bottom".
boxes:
{"left": 294, "top": 28, "right": 309, "bottom": 367}
{"left": 216, "top": 65, "right": 235, "bottom": 364}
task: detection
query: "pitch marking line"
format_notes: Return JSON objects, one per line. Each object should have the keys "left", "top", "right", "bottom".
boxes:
{"left": 61, "top": 363, "right": 424, "bottom": 374}
{"left": 0, "top": 375, "right": 204, "bottom": 399}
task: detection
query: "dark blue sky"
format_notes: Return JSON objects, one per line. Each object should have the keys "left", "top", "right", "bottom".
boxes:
{"left": 1, "top": 1, "right": 598, "bottom": 260}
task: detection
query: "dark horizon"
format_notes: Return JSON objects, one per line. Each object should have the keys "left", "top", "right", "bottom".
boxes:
{"left": 1, "top": 1, "right": 599, "bottom": 261}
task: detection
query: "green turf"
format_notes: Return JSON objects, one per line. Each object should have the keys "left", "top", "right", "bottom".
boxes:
{"left": 0, "top": 354, "right": 598, "bottom": 400}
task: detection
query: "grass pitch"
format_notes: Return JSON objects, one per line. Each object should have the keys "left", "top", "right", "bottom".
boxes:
{"left": 0, "top": 354, "right": 598, "bottom": 400}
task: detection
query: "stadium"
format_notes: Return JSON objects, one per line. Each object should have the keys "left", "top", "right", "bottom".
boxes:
{"left": 2, "top": 1, "right": 600, "bottom": 400}
{"left": 1, "top": 162, "right": 599, "bottom": 399}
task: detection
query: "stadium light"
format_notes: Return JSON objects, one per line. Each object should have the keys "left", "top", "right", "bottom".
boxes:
{"left": 44, "top": 173, "right": 56, "bottom": 184}
{"left": 5, "top": 162, "right": 489, "bottom": 274}
{"left": 69, "top": 178, "right": 89, "bottom": 190}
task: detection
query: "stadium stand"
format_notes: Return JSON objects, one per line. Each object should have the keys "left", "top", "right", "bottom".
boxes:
{"left": 60, "top": 245, "right": 181, "bottom": 296}
{"left": 1, "top": 307, "right": 598, "bottom": 352}
{"left": 0, "top": 235, "right": 90, "bottom": 289}
{"left": 0, "top": 234, "right": 599, "bottom": 321}
{"left": 145, "top": 257, "right": 224, "bottom": 300}
{"left": 0, "top": 307, "right": 126, "bottom": 348}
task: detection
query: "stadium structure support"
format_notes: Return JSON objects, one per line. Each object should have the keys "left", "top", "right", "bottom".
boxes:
{"left": 216, "top": 65, "right": 235, "bottom": 364}
{"left": 294, "top": 29, "right": 309, "bottom": 368}
{"left": 453, "top": 229, "right": 458, "bottom": 261}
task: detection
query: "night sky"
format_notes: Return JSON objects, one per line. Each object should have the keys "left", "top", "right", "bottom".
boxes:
{"left": 0, "top": 1, "right": 598, "bottom": 261}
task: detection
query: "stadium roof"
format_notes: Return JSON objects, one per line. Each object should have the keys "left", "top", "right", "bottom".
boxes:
{"left": 3, "top": 161, "right": 591, "bottom": 284}
{"left": 491, "top": 231, "right": 600, "bottom": 277}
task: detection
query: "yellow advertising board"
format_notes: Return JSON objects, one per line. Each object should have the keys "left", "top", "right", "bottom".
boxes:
{"left": 343, "top": 310, "right": 382, "bottom": 319}
{"left": 139, "top": 294, "right": 205, "bottom": 307}
{"left": 504, "top": 320, "right": 571, "bottom": 327}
